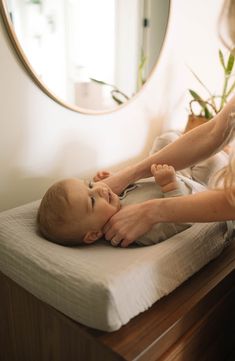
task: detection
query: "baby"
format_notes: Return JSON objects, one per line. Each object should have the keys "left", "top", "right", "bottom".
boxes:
{"left": 37, "top": 164, "right": 192, "bottom": 247}
{"left": 37, "top": 130, "right": 229, "bottom": 247}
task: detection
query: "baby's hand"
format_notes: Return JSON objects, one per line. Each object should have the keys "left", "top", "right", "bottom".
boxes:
{"left": 151, "top": 164, "right": 178, "bottom": 193}
{"left": 93, "top": 170, "right": 111, "bottom": 182}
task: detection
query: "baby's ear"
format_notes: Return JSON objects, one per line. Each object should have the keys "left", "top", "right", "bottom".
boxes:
{"left": 83, "top": 231, "right": 103, "bottom": 244}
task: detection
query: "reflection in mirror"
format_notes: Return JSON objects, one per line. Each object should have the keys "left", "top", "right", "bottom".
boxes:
{"left": 1, "top": 0, "right": 170, "bottom": 113}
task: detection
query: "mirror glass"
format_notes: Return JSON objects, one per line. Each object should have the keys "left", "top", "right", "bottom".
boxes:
{"left": 1, "top": 0, "right": 170, "bottom": 113}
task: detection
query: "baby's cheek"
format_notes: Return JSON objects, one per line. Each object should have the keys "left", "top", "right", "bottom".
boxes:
{"left": 102, "top": 204, "right": 114, "bottom": 218}
{"left": 107, "top": 206, "right": 118, "bottom": 220}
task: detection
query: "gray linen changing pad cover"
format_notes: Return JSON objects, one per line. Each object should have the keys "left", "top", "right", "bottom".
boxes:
{"left": 0, "top": 201, "right": 231, "bottom": 331}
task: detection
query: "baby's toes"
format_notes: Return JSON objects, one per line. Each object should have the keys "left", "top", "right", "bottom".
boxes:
{"left": 151, "top": 164, "right": 157, "bottom": 174}
{"left": 151, "top": 164, "right": 164, "bottom": 174}
{"left": 168, "top": 165, "right": 175, "bottom": 172}
{"left": 167, "top": 166, "right": 176, "bottom": 177}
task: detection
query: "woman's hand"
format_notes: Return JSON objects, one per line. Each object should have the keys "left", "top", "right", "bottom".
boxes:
{"left": 93, "top": 169, "right": 131, "bottom": 195}
{"left": 103, "top": 202, "right": 154, "bottom": 247}
{"left": 101, "top": 165, "right": 137, "bottom": 195}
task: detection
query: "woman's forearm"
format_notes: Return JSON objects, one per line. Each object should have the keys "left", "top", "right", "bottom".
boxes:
{"left": 103, "top": 189, "right": 235, "bottom": 247}
{"left": 104, "top": 95, "right": 235, "bottom": 194}
{"left": 145, "top": 189, "right": 235, "bottom": 224}
{"left": 133, "top": 95, "right": 235, "bottom": 181}
{"left": 103, "top": 165, "right": 138, "bottom": 195}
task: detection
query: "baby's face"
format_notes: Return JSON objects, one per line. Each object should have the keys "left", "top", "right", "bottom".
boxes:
{"left": 65, "top": 178, "right": 121, "bottom": 242}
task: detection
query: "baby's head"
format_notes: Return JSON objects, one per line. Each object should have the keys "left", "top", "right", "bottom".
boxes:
{"left": 37, "top": 178, "right": 121, "bottom": 246}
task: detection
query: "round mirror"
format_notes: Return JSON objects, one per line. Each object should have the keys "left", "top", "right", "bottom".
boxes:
{"left": 0, "top": 0, "right": 170, "bottom": 113}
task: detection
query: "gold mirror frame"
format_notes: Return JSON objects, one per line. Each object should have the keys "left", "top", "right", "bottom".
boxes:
{"left": 0, "top": 0, "right": 171, "bottom": 115}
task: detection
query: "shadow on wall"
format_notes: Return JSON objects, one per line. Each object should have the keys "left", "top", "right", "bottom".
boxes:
{"left": 0, "top": 113, "right": 172, "bottom": 212}
{"left": 95, "top": 113, "right": 170, "bottom": 175}
{"left": 1, "top": 63, "right": 171, "bottom": 213}
{"left": 0, "top": 138, "right": 99, "bottom": 212}
{"left": 141, "top": 113, "right": 168, "bottom": 157}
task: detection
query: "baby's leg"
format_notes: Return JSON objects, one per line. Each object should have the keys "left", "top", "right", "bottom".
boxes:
{"left": 191, "top": 150, "right": 229, "bottom": 186}
{"left": 149, "top": 130, "right": 181, "bottom": 155}
{"left": 149, "top": 130, "right": 192, "bottom": 179}
{"left": 151, "top": 164, "right": 179, "bottom": 193}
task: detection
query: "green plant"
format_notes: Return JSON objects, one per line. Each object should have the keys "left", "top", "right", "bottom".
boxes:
{"left": 28, "top": 0, "right": 42, "bottom": 4}
{"left": 188, "top": 48, "right": 235, "bottom": 120}
{"left": 90, "top": 50, "right": 148, "bottom": 106}
{"left": 90, "top": 78, "right": 129, "bottom": 105}
{"left": 137, "top": 49, "right": 148, "bottom": 90}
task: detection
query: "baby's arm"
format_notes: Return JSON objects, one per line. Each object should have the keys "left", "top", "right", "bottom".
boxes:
{"left": 151, "top": 164, "right": 183, "bottom": 197}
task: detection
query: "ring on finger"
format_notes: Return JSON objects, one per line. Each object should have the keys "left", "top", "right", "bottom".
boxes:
{"left": 111, "top": 238, "right": 121, "bottom": 247}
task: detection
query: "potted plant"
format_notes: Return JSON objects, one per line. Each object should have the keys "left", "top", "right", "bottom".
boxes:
{"left": 185, "top": 48, "right": 235, "bottom": 132}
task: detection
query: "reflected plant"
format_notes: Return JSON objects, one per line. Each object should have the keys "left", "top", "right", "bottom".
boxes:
{"left": 90, "top": 50, "right": 148, "bottom": 105}
{"left": 137, "top": 49, "right": 148, "bottom": 90}
{"left": 28, "top": 0, "right": 42, "bottom": 5}
{"left": 28, "top": 0, "right": 42, "bottom": 4}
{"left": 90, "top": 78, "right": 129, "bottom": 105}
{"left": 188, "top": 48, "right": 235, "bottom": 119}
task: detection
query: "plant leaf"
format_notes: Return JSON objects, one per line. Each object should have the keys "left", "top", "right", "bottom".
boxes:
{"left": 226, "top": 52, "right": 235, "bottom": 75}
{"left": 226, "top": 79, "right": 235, "bottom": 98}
{"left": 189, "top": 90, "right": 213, "bottom": 119}
{"left": 189, "top": 89, "right": 204, "bottom": 102}
{"left": 204, "top": 107, "right": 212, "bottom": 119}
{"left": 219, "top": 50, "right": 226, "bottom": 70}
{"left": 90, "top": 78, "right": 110, "bottom": 86}
{"left": 187, "top": 66, "right": 213, "bottom": 97}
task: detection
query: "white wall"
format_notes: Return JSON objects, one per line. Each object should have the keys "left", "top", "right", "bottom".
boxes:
{"left": 0, "top": 0, "right": 226, "bottom": 211}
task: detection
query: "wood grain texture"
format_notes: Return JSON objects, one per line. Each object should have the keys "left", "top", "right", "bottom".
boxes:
{"left": 1, "top": 242, "right": 235, "bottom": 361}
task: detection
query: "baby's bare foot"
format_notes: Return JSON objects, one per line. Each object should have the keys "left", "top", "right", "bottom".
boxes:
{"left": 151, "top": 164, "right": 179, "bottom": 192}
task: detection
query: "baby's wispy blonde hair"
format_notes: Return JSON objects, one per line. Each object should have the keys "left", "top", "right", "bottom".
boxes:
{"left": 37, "top": 181, "right": 83, "bottom": 246}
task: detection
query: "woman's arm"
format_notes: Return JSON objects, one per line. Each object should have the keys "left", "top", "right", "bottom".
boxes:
{"left": 103, "top": 189, "right": 235, "bottom": 247}
{"left": 104, "top": 95, "right": 235, "bottom": 194}
{"left": 136, "top": 98, "right": 235, "bottom": 179}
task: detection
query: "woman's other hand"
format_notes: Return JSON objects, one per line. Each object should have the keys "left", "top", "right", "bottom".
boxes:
{"left": 103, "top": 202, "right": 154, "bottom": 247}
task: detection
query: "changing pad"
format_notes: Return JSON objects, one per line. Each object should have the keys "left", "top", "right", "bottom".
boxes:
{"left": 0, "top": 201, "right": 231, "bottom": 331}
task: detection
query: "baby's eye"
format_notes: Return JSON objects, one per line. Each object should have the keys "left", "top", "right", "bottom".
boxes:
{"left": 88, "top": 180, "right": 94, "bottom": 189}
